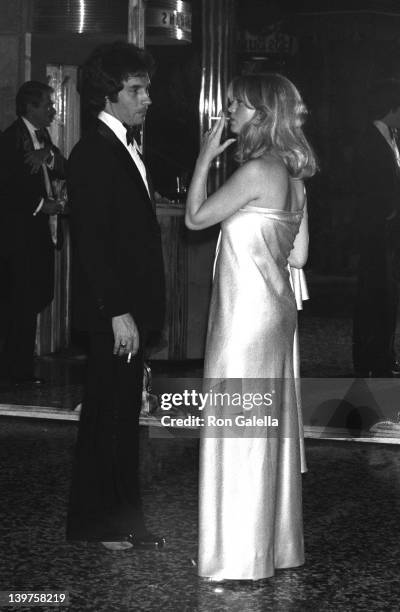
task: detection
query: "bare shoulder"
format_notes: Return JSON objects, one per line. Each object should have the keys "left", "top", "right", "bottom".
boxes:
{"left": 237, "top": 156, "right": 295, "bottom": 210}
{"left": 242, "top": 155, "right": 289, "bottom": 185}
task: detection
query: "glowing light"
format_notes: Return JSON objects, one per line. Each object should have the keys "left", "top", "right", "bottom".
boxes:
{"left": 78, "top": 0, "right": 85, "bottom": 34}
{"left": 176, "top": 1, "right": 184, "bottom": 12}
{"left": 176, "top": 28, "right": 183, "bottom": 40}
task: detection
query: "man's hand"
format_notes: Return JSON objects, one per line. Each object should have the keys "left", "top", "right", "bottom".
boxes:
{"left": 112, "top": 313, "right": 139, "bottom": 357}
{"left": 24, "top": 147, "right": 52, "bottom": 173}
{"left": 41, "top": 198, "right": 64, "bottom": 215}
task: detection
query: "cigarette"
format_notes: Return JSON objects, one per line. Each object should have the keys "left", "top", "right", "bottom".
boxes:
{"left": 209, "top": 116, "right": 220, "bottom": 120}
{"left": 127, "top": 352, "right": 132, "bottom": 363}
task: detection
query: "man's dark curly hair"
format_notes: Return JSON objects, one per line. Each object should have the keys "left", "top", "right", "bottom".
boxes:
{"left": 79, "top": 41, "right": 155, "bottom": 115}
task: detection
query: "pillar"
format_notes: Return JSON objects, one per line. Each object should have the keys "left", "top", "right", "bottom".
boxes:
{"left": 199, "top": 0, "right": 237, "bottom": 192}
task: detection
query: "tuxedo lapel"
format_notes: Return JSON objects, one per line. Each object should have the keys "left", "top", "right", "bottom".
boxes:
{"left": 15, "top": 118, "right": 47, "bottom": 190}
{"left": 96, "top": 120, "right": 154, "bottom": 208}
{"left": 145, "top": 166, "right": 157, "bottom": 212}
{"left": 15, "top": 117, "right": 35, "bottom": 154}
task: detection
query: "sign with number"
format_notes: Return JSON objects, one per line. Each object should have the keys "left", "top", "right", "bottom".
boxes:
{"left": 146, "top": 1, "right": 192, "bottom": 43}
{"left": 241, "top": 30, "right": 298, "bottom": 56}
{"left": 147, "top": 7, "right": 192, "bottom": 30}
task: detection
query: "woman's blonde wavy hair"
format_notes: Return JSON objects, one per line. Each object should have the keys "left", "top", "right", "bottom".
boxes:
{"left": 228, "top": 73, "right": 317, "bottom": 178}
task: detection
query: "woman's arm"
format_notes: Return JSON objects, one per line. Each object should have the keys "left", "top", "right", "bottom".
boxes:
{"left": 185, "top": 159, "right": 266, "bottom": 230}
{"left": 288, "top": 202, "right": 309, "bottom": 268}
{"left": 185, "top": 115, "right": 256, "bottom": 230}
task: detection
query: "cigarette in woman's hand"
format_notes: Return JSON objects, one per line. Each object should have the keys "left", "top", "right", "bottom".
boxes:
{"left": 127, "top": 352, "right": 132, "bottom": 363}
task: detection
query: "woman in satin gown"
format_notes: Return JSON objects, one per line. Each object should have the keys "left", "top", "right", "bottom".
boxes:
{"left": 185, "top": 74, "right": 317, "bottom": 581}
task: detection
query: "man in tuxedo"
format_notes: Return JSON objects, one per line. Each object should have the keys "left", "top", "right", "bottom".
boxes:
{"left": 0, "top": 81, "right": 65, "bottom": 385}
{"left": 353, "top": 79, "right": 400, "bottom": 377}
{"left": 66, "top": 42, "right": 165, "bottom": 550}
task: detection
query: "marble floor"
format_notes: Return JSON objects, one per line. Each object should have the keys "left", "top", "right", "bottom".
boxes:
{"left": 0, "top": 417, "right": 399, "bottom": 611}
{"left": 1, "top": 277, "right": 400, "bottom": 610}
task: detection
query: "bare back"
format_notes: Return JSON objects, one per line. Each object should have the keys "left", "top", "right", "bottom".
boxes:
{"left": 241, "top": 155, "right": 306, "bottom": 214}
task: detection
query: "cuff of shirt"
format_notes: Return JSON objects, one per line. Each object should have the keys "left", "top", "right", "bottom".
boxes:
{"left": 46, "top": 149, "right": 55, "bottom": 169}
{"left": 33, "top": 198, "right": 44, "bottom": 216}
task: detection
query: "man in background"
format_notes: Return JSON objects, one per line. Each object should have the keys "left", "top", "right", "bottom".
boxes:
{"left": 0, "top": 81, "right": 65, "bottom": 385}
{"left": 353, "top": 79, "right": 400, "bottom": 377}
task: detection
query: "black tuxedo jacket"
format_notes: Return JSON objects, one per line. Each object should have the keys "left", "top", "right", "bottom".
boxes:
{"left": 0, "top": 118, "right": 65, "bottom": 310}
{"left": 68, "top": 120, "right": 165, "bottom": 334}
{"left": 353, "top": 124, "right": 400, "bottom": 242}
{"left": 353, "top": 123, "right": 400, "bottom": 286}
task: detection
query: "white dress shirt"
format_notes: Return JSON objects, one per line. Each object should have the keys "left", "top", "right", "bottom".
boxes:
{"left": 98, "top": 111, "right": 150, "bottom": 197}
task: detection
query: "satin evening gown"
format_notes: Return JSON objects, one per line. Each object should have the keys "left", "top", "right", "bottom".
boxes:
{"left": 198, "top": 204, "right": 306, "bottom": 581}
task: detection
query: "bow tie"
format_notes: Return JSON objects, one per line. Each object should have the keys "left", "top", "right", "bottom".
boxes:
{"left": 123, "top": 123, "right": 137, "bottom": 147}
{"left": 35, "top": 128, "right": 51, "bottom": 146}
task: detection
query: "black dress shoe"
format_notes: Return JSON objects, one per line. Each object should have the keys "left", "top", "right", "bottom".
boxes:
{"left": 13, "top": 377, "right": 46, "bottom": 387}
{"left": 126, "top": 531, "right": 166, "bottom": 549}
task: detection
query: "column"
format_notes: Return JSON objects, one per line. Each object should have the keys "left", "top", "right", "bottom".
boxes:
{"left": 199, "top": 0, "right": 237, "bottom": 191}
{"left": 185, "top": 0, "right": 237, "bottom": 358}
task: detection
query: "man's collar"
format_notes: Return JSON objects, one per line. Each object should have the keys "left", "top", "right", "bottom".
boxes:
{"left": 98, "top": 111, "right": 140, "bottom": 150}
{"left": 21, "top": 116, "right": 39, "bottom": 136}
{"left": 98, "top": 111, "right": 125, "bottom": 137}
